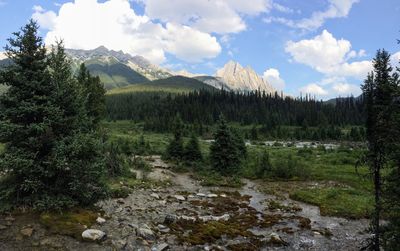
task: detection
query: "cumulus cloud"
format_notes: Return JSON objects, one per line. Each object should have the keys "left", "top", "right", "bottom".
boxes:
{"left": 300, "top": 77, "right": 361, "bottom": 98}
{"left": 285, "top": 30, "right": 372, "bottom": 79}
{"left": 391, "top": 51, "right": 400, "bottom": 69}
{"left": 32, "top": 5, "right": 57, "bottom": 30}
{"left": 32, "top": 0, "right": 221, "bottom": 64}
{"left": 300, "top": 83, "right": 328, "bottom": 96}
{"left": 263, "top": 68, "right": 285, "bottom": 90}
{"left": 138, "top": 0, "right": 272, "bottom": 34}
{"left": 265, "top": 0, "right": 359, "bottom": 30}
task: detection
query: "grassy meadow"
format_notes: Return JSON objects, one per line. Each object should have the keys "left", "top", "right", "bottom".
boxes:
{"left": 103, "top": 120, "right": 373, "bottom": 219}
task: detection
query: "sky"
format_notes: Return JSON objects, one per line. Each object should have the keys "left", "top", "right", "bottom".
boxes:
{"left": 0, "top": 0, "right": 399, "bottom": 99}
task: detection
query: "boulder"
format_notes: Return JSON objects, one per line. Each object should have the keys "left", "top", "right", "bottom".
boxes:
{"left": 207, "top": 194, "right": 218, "bottom": 198}
{"left": 82, "top": 229, "right": 106, "bottom": 241}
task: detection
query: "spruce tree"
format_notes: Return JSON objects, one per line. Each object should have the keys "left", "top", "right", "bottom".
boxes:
{"left": 166, "top": 115, "right": 184, "bottom": 160}
{"left": 209, "top": 116, "right": 240, "bottom": 175}
{"left": 0, "top": 22, "right": 106, "bottom": 210}
{"left": 77, "top": 63, "right": 106, "bottom": 128}
{"left": 184, "top": 134, "right": 202, "bottom": 163}
{"left": 362, "top": 49, "right": 399, "bottom": 250}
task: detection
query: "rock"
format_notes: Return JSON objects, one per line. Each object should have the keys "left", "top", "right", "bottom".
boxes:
{"left": 199, "top": 214, "right": 230, "bottom": 222}
{"left": 152, "top": 243, "right": 169, "bottom": 251}
{"left": 164, "top": 214, "right": 177, "bottom": 224}
{"left": 0, "top": 225, "right": 7, "bottom": 230}
{"left": 174, "top": 195, "right": 185, "bottom": 201}
{"left": 112, "top": 239, "right": 127, "bottom": 250}
{"left": 157, "top": 224, "right": 170, "bottom": 233}
{"left": 5, "top": 216, "right": 15, "bottom": 222}
{"left": 207, "top": 194, "right": 218, "bottom": 198}
{"left": 82, "top": 229, "right": 106, "bottom": 241}
{"left": 196, "top": 193, "right": 206, "bottom": 197}
{"left": 180, "top": 215, "right": 196, "bottom": 222}
{"left": 188, "top": 195, "right": 195, "bottom": 199}
{"left": 137, "top": 224, "right": 155, "bottom": 240}
{"left": 151, "top": 193, "right": 160, "bottom": 199}
{"left": 269, "top": 232, "right": 286, "bottom": 245}
{"left": 220, "top": 194, "right": 227, "bottom": 198}
{"left": 96, "top": 217, "right": 106, "bottom": 224}
{"left": 20, "top": 226, "right": 34, "bottom": 237}
{"left": 299, "top": 237, "right": 315, "bottom": 248}
{"left": 39, "top": 237, "right": 63, "bottom": 248}
{"left": 159, "top": 200, "right": 167, "bottom": 205}
{"left": 116, "top": 198, "right": 125, "bottom": 204}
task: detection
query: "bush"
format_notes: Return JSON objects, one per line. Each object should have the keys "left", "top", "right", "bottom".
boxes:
{"left": 271, "top": 154, "right": 309, "bottom": 180}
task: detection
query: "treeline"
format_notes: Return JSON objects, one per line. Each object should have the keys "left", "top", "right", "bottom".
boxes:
{"left": 106, "top": 90, "right": 365, "bottom": 140}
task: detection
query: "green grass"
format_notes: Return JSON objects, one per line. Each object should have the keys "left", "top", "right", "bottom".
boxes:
{"left": 290, "top": 187, "right": 372, "bottom": 219}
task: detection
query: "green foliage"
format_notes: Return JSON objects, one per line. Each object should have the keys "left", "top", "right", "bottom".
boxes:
{"left": 361, "top": 49, "right": 400, "bottom": 249}
{"left": 255, "top": 150, "right": 273, "bottom": 178}
{"left": 165, "top": 116, "right": 185, "bottom": 160}
{"left": 271, "top": 154, "right": 309, "bottom": 180}
{"left": 184, "top": 134, "right": 203, "bottom": 163}
{"left": 77, "top": 63, "right": 106, "bottom": 127}
{"left": 209, "top": 116, "right": 242, "bottom": 175}
{"left": 0, "top": 22, "right": 107, "bottom": 211}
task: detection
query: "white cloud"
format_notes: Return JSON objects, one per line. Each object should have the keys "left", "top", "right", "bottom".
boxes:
{"left": 266, "top": 0, "right": 359, "bottom": 30}
{"left": 263, "top": 68, "right": 285, "bottom": 90}
{"left": 271, "top": 2, "right": 294, "bottom": 14}
{"left": 300, "top": 83, "right": 328, "bottom": 96}
{"left": 285, "top": 29, "right": 372, "bottom": 79}
{"left": 32, "top": 0, "right": 221, "bottom": 64}
{"left": 300, "top": 77, "right": 361, "bottom": 98}
{"left": 391, "top": 51, "right": 400, "bottom": 69}
{"left": 140, "top": 0, "right": 272, "bottom": 34}
{"left": 32, "top": 5, "right": 57, "bottom": 30}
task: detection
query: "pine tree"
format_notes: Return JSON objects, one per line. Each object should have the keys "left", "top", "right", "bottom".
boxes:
{"left": 0, "top": 22, "right": 106, "bottom": 211}
{"left": 209, "top": 116, "right": 240, "bottom": 175}
{"left": 257, "top": 150, "right": 272, "bottom": 178}
{"left": 166, "top": 115, "right": 184, "bottom": 160}
{"left": 362, "top": 49, "right": 399, "bottom": 250}
{"left": 77, "top": 63, "right": 106, "bottom": 128}
{"left": 184, "top": 134, "right": 203, "bottom": 163}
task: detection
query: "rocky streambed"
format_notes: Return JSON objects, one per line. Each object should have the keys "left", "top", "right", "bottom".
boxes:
{"left": 0, "top": 156, "right": 369, "bottom": 250}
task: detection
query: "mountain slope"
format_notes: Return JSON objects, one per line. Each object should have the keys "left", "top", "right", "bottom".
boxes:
{"left": 107, "top": 76, "right": 216, "bottom": 94}
{"left": 194, "top": 76, "right": 232, "bottom": 91}
{"left": 216, "top": 61, "right": 275, "bottom": 93}
{"left": 66, "top": 46, "right": 171, "bottom": 84}
{"left": 86, "top": 61, "right": 148, "bottom": 89}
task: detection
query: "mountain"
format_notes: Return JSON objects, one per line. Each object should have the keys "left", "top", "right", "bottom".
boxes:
{"left": 66, "top": 46, "right": 171, "bottom": 81}
{"left": 194, "top": 76, "right": 232, "bottom": 91}
{"left": 216, "top": 61, "right": 275, "bottom": 93}
{"left": 107, "top": 76, "right": 216, "bottom": 95}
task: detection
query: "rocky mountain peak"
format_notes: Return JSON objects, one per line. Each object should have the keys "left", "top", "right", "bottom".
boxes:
{"left": 216, "top": 61, "right": 275, "bottom": 93}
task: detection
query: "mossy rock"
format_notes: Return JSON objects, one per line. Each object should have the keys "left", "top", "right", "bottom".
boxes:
{"left": 39, "top": 208, "right": 98, "bottom": 239}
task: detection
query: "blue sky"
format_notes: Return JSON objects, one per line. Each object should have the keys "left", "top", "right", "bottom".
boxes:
{"left": 0, "top": 0, "right": 399, "bottom": 99}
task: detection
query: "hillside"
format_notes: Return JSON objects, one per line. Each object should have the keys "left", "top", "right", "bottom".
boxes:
{"left": 107, "top": 76, "right": 216, "bottom": 95}
{"left": 85, "top": 61, "right": 149, "bottom": 90}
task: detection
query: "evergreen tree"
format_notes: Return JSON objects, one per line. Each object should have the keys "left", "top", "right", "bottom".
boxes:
{"left": 77, "top": 63, "right": 106, "bottom": 128}
{"left": 256, "top": 150, "right": 272, "bottom": 178}
{"left": 209, "top": 116, "right": 240, "bottom": 175}
{"left": 0, "top": 22, "right": 106, "bottom": 210}
{"left": 362, "top": 49, "right": 399, "bottom": 250}
{"left": 184, "top": 134, "right": 203, "bottom": 163}
{"left": 165, "top": 115, "right": 184, "bottom": 160}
